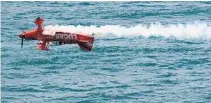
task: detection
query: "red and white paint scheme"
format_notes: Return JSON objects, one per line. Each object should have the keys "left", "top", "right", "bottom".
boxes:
{"left": 19, "top": 17, "right": 95, "bottom": 51}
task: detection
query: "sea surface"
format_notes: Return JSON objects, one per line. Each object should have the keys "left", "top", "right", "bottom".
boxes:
{"left": 1, "top": 1, "right": 211, "bottom": 103}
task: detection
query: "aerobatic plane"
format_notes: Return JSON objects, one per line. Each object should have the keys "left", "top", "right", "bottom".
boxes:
{"left": 19, "top": 17, "right": 95, "bottom": 51}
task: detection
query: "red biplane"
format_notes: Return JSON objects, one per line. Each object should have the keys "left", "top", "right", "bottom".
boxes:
{"left": 19, "top": 17, "right": 95, "bottom": 51}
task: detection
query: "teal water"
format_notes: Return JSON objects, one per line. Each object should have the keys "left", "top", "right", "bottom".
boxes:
{"left": 1, "top": 1, "right": 211, "bottom": 103}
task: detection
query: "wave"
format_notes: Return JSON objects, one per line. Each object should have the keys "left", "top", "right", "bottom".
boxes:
{"left": 44, "top": 22, "right": 211, "bottom": 39}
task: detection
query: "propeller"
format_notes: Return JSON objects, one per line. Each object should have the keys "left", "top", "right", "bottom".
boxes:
{"left": 20, "top": 30, "right": 26, "bottom": 48}
{"left": 21, "top": 37, "right": 23, "bottom": 48}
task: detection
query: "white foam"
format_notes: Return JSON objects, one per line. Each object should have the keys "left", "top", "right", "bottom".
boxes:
{"left": 44, "top": 22, "right": 211, "bottom": 39}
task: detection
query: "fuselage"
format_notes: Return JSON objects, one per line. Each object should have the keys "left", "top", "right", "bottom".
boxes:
{"left": 19, "top": 29, "right": 94, "bottom": 44}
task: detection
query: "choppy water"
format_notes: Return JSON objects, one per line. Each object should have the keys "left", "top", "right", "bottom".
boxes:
{"left": 1, "top": 1, "right": 211, "bottom": 103}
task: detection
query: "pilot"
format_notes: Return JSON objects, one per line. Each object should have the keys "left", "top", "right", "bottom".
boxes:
{"left": 34, "top": 17, "right": 44, "bottom": 34}
{"left": 35, "top": 17, "right": 43, "bottom": 22}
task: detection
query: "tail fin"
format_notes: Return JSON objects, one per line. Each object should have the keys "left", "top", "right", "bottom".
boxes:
{"left": 78, "top": 41, "right": 94, "bottom": 51}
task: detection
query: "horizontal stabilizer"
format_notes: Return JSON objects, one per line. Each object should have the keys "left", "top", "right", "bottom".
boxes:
{"left": 78, "top": 41, "right": 94, "bottom": 51}
{"left": 78, "top": 40, "right": 90, "bottom": 43}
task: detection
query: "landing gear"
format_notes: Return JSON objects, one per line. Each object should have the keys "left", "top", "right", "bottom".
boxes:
{"left": 37, "top": 41, "right": 49, "bottom": 50}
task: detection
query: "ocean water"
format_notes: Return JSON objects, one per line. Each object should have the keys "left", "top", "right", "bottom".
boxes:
{"left": 1, "top": 1, "right": 211, "bottom": 103}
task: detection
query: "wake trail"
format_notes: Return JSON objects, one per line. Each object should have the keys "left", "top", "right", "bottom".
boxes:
{"left": 44, "top": 22, "right": 211, "bottom": 39}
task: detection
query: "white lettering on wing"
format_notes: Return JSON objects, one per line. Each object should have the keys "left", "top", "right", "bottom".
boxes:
{"left": 55, "top": 32, "right": 76, "bottom": 41}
